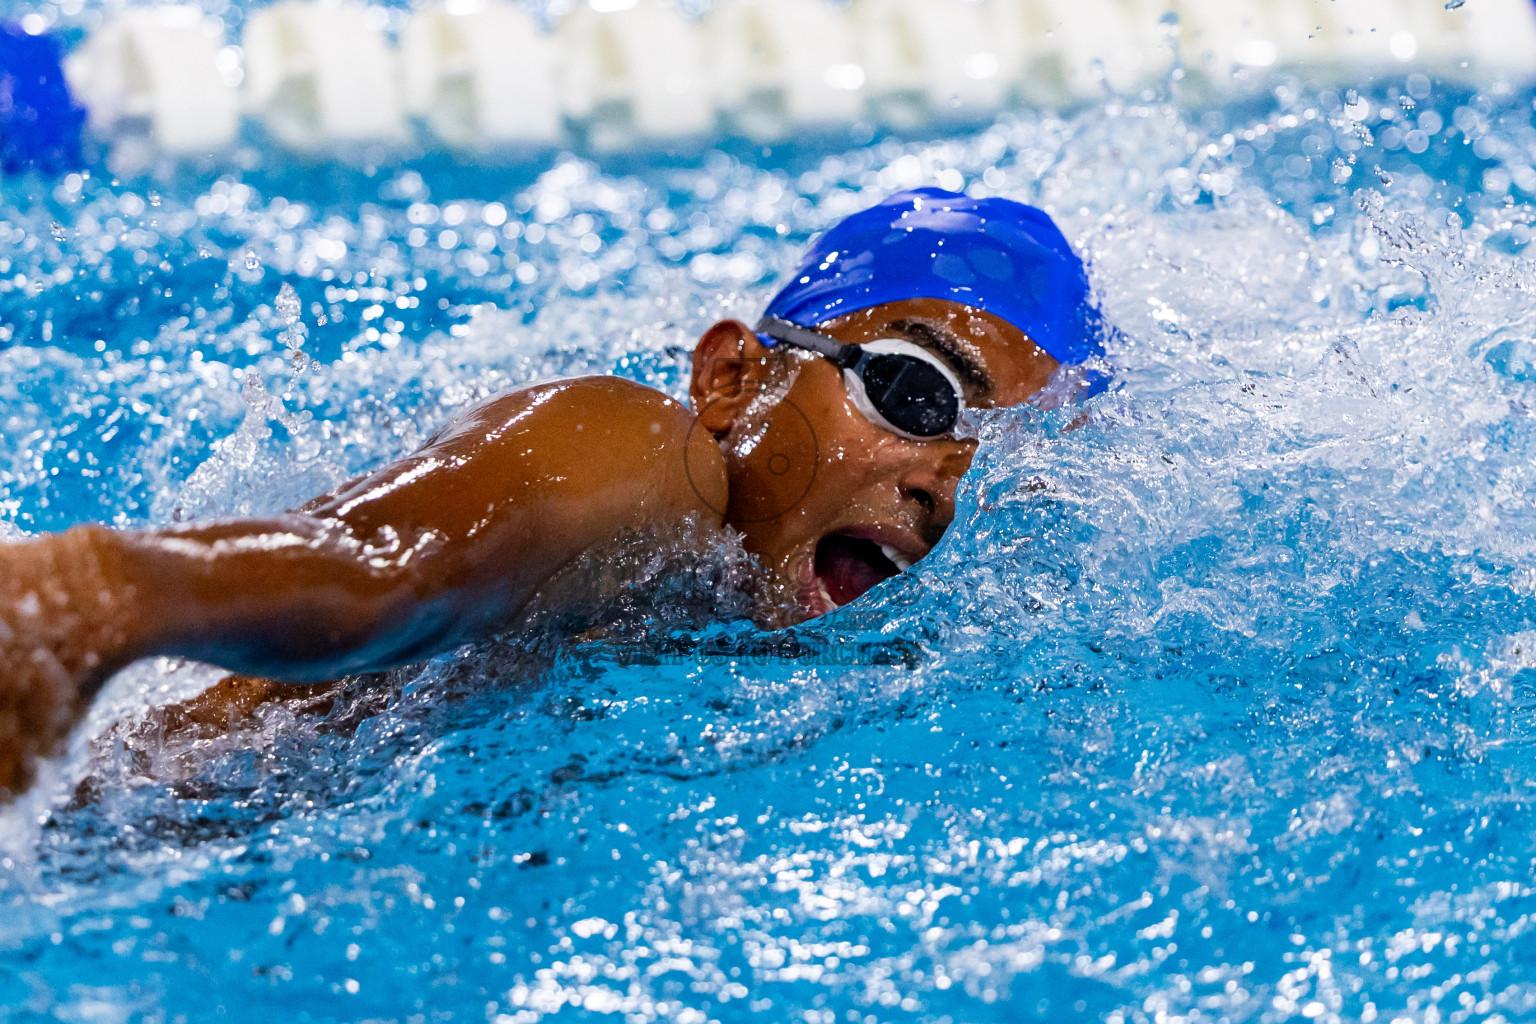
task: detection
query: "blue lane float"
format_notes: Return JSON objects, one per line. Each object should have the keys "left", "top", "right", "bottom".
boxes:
{"left": 6, "top": 0, "right": 1536, "bottom": 168}
{"left": 0, "top": 23, "right": 83, "bottom": 172}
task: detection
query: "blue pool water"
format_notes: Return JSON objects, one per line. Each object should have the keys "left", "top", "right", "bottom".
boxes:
{"left": 4, "top": 69, "right": 1536, "bottom": 1023}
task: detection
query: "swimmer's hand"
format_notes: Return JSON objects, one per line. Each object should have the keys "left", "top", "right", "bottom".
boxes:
{"left": 0, "top": 376, "right": 726, "bottom": 797}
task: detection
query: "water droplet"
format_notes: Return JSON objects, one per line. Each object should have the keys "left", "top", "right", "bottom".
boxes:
{"left": 275, "top": 283, "right": 301, "bottom": 321}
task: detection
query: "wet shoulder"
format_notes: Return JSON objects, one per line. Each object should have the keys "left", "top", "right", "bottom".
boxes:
{"left": 513, "top": 375, "right": 695, "bottom": 451}
{"left": 489, "top": 375, "right": 727, "bottom": 524}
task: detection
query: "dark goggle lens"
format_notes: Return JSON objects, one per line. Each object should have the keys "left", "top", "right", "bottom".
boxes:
{"left": 860, "top": 353, "right": 961, "bottom": 437}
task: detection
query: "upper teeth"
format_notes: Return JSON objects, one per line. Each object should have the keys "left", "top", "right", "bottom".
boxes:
{"left": 880, "top": 544, "right": 914, "bottom": 571}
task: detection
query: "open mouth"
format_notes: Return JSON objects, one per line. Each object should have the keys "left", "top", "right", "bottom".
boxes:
{"left": 813, "top": 532, "right": 915, "bottom": 608}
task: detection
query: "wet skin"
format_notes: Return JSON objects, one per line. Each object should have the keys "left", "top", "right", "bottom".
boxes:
{"left": 0, "top": 297, "right": 1057, "bottom": 797}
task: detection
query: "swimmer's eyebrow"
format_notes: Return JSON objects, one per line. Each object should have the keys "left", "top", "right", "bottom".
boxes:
{"left": 886, "top": 318, "right": 996, "bottom": 397}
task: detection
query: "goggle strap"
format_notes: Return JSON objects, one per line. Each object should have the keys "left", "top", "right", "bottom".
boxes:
{"left": 755, "top": 316, "right": 860, "bottom": 368}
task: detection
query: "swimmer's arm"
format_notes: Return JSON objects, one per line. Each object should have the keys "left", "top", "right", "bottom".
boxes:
{"left": 0, "top": 376, "right": 725, "bottom": 794}
{"left": 117, "top": 375, "right": 726, "bottom": 680}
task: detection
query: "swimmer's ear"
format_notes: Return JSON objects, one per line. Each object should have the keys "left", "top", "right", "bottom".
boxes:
{"left": 690, "top": 319, "right": 776, "bottom": 438}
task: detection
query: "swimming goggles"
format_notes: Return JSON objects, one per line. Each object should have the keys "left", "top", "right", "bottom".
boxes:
{"left": 755, "top": 315, "right": 964, "bottom": 440}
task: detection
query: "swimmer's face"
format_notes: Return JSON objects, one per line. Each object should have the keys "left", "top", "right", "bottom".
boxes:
{"left": 689, "top": 297, "right": 1060, "bottom": 622}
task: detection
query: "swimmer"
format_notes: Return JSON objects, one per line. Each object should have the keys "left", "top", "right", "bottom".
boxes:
{"left": 0, "top": 188, "right": 1110, "bottom": 798}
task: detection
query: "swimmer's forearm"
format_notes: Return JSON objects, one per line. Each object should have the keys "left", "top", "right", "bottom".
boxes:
{"left": 111, "top": 516, "right": 455, "bottom": 681}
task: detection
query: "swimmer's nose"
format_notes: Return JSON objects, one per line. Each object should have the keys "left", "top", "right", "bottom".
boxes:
{"left": 897, "top": 441, "right": 973, "bottom": 545}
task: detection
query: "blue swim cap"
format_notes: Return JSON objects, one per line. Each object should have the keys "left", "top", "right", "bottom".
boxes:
{"left": 762, "top": 188, "right": 1108, "bottom": 367}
